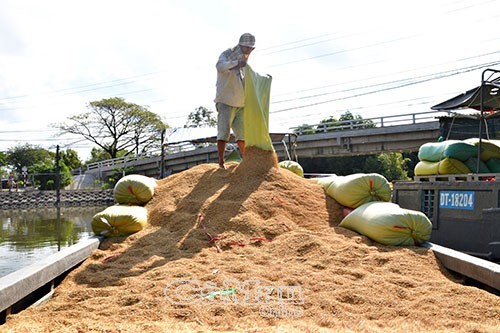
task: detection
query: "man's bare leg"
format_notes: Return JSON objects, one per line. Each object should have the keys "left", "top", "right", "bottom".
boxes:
{"left": 217, "top": 140, "right": 226, "bottom": 169}
{"left": 237, "top": 140, "right": 245, "bottom": 158}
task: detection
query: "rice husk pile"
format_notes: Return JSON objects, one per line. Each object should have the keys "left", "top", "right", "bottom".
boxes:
{"left": 3, "top": 147, "right": 499, "bottom": 333}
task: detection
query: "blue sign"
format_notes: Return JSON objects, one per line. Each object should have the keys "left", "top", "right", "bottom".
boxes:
{"left": 439, "top": 191, "right": 475, "bottom": 210}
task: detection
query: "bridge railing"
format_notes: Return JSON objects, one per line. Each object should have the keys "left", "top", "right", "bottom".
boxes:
{"left": 85, "top": 153, "right": 158, "bottom": 172}
{"left": 84, "top": 111, "right": 450, "bottom": 172}
{"left": 291, "top": 110, "right": 451, "bottom": 135}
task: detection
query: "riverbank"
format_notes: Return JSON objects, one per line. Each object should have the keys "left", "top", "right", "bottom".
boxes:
{"left": 0, "top": 189, "right": 114, "bottom": 209}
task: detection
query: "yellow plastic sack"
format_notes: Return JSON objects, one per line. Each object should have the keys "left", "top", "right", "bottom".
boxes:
{"left": 278, "top": 160, "right": 304, "bottom": 177}
{"left": 464, "top": 138, "right": 500, "bottom": 161}
{"left": 92, "top": 205, "right": 148, "bottom": 237}
{"left": 324, "top": 173, "right": 392, "bottom": 209}
{"left": 339, "top": 201, "right": 432, "bottom": 246}
{"left": 414, "top": 158, "right": 470, "bottom": 176}
{"left": 244, "top": 65, "right": 273, "bottom": 151}
{"left": 114, "top": 174, "right": 157, "bottom": 205}
{"left": 316, "top": 175, "right": 338, "bottom": 188}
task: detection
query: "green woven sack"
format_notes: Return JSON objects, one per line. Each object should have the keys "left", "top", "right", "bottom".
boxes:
{"left": 464, "top": 157, "right": 490, "bottom": 174}
{"left": 278, "top": 160, "right": 304, "bottom": 177}
{"left": 92, "top": 205, "right": 148, "bottom": 237}
{"left": 486, "top": 158, "right": 500, "bottom": 172}
{"left": 418, "top": 142, "right": 445, "bottom": 162}
{"left": 324, "top": 173, "right": 392, "bottom": 209}
{"left": 418, "top": 140, "right": 477, "bottom": 162}
{"left": 339, "top": 201, "right": 432, "bottom": 246}
{"left": 114, "top": 174, "right": 157, "bottom": 205}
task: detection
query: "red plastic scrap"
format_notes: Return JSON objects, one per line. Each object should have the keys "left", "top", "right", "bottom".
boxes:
{"left": 273, "top": 196, "right": 285, "bottom": 206}
{"left": 223, "top": 241, "right": 246, "bottom": 247}
{"left": 102, "top": 252, "right": 123, "bottom": 263}
{"left": 392, "top": 225, "right": 410, "bottom": 230}
{"left": 208, "top": 235, "right": 221, "bottom": 243}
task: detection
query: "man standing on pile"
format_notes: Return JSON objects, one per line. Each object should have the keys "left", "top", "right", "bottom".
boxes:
{"left": 214, "top": 33, "right": 256, "bottom": 169}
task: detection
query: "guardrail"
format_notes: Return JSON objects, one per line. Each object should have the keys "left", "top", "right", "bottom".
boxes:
{"left": 290, "top": 110, "right": 451, "bottom": 135}
{"left": 85, "top": 153, "right": 156, "bottom": 172}
{"left": 82, "top": 110, "right": 449, "bottom": 176}
{"left": 0, "top": 236, "right": 103, "bottom": 324}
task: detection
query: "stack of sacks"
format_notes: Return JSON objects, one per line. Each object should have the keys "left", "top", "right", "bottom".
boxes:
{"left": 415, "top": 140, "right": 478, "bottom": 175}
{"left": 464, "top": 138, "right": 500, "bottom": 173}
{"left": 92, "top": 174, "right": 157, "bottom": 237}
{"left": 318, "top": 173, "right": 432, "bottom": 246}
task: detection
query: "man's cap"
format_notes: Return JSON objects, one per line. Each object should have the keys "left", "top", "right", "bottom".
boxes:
{"left": 239, "top": 33, "right": 255, "bottom": 47}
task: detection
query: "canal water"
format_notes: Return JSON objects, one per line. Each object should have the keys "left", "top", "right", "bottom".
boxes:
{"left": 0, "top": 206, "right": 107, "bottom": 278}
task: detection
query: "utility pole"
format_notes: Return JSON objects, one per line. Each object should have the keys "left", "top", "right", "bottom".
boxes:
{"left": 55, "top": 145, "right": 61, "bottom": 207}
{"left": 160, "top": 129, "right": 165, "bottom": 179}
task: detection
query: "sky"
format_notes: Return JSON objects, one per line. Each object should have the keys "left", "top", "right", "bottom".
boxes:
{"left": 1, "top": 0, "right": 499, "bottom": 161}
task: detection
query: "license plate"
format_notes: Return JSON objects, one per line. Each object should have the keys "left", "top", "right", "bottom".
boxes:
{"left": 439, "top": 190, "right": 475, "bottom": 210}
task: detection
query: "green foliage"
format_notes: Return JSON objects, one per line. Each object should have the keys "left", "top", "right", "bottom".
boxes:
{"left": 27, "top": 153, "right": 72, "bottom": 190}
{"left": 186, "top": 106, "right": 217, "bottom": 127}
{"left": 53, "top": 97, "right": 168, "bottom": 160}
{"left": 363, "top": 153, "right": 411, "bottom": 181}
{"left": 7, "top": 144, "right": 54, "bottom": 174}
{"left": 45, "top": 179, "right": 55, "bottom": 190}
{"left": 60, "top": 148, "right": 82, "bottom": 170}
{"left": 317, "top": 111, "right": 375, "bottom": 132}
{"left": 0, "top": 167, "right": 8, "bottom": 180}
{"left": 0, "top": 151, "right": 7, "bottom": 167}
{"left": 296, "top": 111, "right": 375, "bottom": 135}
{"left": 299, "top": 152, "right": 411, "bottom": 181}
{"left": 85, "top": 147, "right": 128, "bottom": 165}
{"left": 293, "top": 124, "right": 315, "bottom": 135}
{"left": 109, "top": 166, "right": 135, "bottom": 185}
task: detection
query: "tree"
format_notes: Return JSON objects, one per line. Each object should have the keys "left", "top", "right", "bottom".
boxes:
{"left": 293, "top": 124, "right": 316, "bottom": 135}
{"left": 60, "top": 148, "right": 82, "bottom": 171}
{"left": 0, "top": 151, "right": 7, "bottom": 167}
{"left": 54, "top": 97, "right": 168, "bottom": 159}
{"left": 363, "top": 153, "right": 411, "bottom": 181}
{"left": 6, "top": 144, "right": 72, "bottom": 189}
{"left": 85, "top": 147, "right": 128, "bottom": 165}
{"left": 186, "top": 106, "right": 217, "bottom": 127}
{"left": 7, "top": 144, "right": 54, "bottom": 174}
{"left": 0, "top": 151, "right": 7, "bottom": 179}
{"left": 295, "top": 111, "right": 375, "bottom": 135}
{"left": 338, "top": 110, "right": 375, "bottom": 129}
{"left": 30, "top": 159, "right": 72, "bottom": 190}
{"left": 315, "top": 111, "right": 375, "bottom": 132}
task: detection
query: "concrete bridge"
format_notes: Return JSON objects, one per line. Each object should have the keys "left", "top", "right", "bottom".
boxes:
{"left": 82, "top": 111, "right": 444, "bottom": 181}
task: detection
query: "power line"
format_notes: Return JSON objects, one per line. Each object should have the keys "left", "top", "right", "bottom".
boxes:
{"left": 271, "top": 61, "right": 500, "bottom": 114}
{"left": 0, "top": 70, "right": 165, "bottom": 102}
